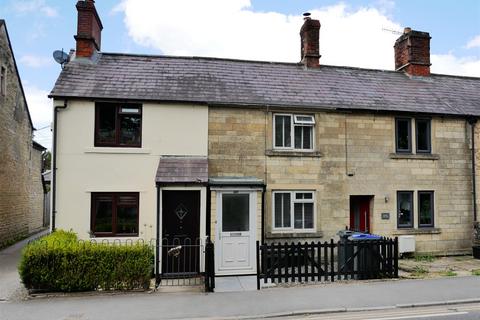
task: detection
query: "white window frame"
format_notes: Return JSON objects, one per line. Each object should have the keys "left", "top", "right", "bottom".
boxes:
{"left": 272, "top": 190, "right": 316, "bottom": 233}
{"left": 273, "top": 113, "right": 315, "bottom": 151}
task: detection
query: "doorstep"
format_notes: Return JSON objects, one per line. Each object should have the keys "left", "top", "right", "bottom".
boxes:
{"left": 215, "top": 276, "right": 275, "bottom": 292}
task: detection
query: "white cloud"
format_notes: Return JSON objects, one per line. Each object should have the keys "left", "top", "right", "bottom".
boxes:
{"left": 12, "top": 0, "right": 58, "bottom": 17}
{"left": 431, "top": 54, "right": 480, "bottom": 77}
{"left": 23, "top": 84, "right": 52, "bottom": 149}
{"left": 466, "top": 35, "right": 480, "bottom": 49}
{"left": 117, "top": 0, "right": 480, "bottom": 77}
{"left": 20, "top": 54, "right": 53, "bottom": 68}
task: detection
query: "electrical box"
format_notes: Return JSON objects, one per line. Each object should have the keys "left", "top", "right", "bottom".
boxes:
{"left": 398, "top": 235, "right": 415, "bottom": 254}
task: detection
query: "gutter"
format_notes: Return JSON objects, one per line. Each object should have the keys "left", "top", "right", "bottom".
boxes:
{"left": 469, "top": 118, "right": 478, "bottom": 222}
{"left": 51, "top": 100, "right": 68, "bottom": 231}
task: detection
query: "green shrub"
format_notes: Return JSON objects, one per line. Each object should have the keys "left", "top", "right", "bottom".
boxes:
{"left": 414, "top": 254, "right": 435, "bottom": 263}
{"left": 472, "top": 269, "right": 480, "bottom": 276}
{"left": 18, "top": 231, "right": 154, "bottom": 292}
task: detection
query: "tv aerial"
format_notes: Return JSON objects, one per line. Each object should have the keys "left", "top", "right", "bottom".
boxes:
{"left": 52, "top": 49, "right": 69, "bottom": 68}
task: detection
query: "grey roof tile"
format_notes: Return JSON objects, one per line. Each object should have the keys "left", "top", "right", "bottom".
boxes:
{"left": 50, "top": 53, "right": 480, "bottom": 116}
{"left": 155, "top": 157, "right": 208, "bottom": 184}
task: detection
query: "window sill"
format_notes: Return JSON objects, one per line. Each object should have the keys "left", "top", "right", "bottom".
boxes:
{"left": 392, "top": 228, "right": 441, "bottom": 235}
{"left": 266, "top": 231, "right": 323, "bottom": 239}
{"left": 266, "top": 150, "right": 323, "bottom": 158}
{"left": 84, "top": 147, "right": 151, "bottom": 154}
{"left": 389, "top": 153, "right": 439, "bottom": 160}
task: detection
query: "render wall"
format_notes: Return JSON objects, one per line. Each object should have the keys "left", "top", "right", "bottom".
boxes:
{"left": 209, "top": 107, "right": 474, "bottom": 254}
{"left": 54, "top": 99, "right": 208, "bottom": 240}
{"left": 0, "top": 24, "right": 44, "bottom": 246}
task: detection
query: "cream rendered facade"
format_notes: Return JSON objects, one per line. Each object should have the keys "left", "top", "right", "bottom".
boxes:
{"left": 53, "top": 99, "right": 208, "bottom": 241}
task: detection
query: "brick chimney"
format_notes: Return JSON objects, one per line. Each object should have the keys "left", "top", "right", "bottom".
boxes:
{"left": 394, "top": 27, "right": 431, "bottom": 76}
{"left": 74, "top": 0, "right": 103, "bottom": 58}
{"left": 300, "top": 14, "right": 321, "bottom": 68}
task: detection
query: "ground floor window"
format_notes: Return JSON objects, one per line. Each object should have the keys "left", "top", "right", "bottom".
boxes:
{"left": 273, "top": 191, "right": 314, "bottom": 232}
{"left": 91, "top": 192, "right": 139, "bottom": 237}
{"left": 397, "top": 190, "right": 434, "bottom": 229}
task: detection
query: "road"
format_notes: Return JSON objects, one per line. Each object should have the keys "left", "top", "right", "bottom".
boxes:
{"left": 272, "top": 303, "right": 480, "bottom": 320}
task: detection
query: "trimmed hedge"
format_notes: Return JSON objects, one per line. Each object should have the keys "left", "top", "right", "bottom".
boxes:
{"left": 18, "top": 231, "right": 154, "bottom": 292}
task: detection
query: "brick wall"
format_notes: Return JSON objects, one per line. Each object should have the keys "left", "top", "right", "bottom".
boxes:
{"left": 209, "top": 107, "right": 474, "bottom": 254}
{"left": 0, "top": 23, "right": 45, "bottom": 246}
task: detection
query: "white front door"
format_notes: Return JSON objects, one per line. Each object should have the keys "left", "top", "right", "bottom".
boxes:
{"left": 216, "top": 191, "right": 256, "bottom": 275}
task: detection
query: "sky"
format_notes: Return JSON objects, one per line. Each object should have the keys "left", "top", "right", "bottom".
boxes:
{"left": 0, "top": 0, "right": 479, "bottom": 149}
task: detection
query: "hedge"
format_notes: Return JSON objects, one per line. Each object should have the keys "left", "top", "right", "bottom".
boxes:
{"left": 18, "top": 230, "right": 154, "bottom": 292}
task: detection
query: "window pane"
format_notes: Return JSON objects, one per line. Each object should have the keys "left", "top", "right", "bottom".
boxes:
{"left": 283, "top": 193, "right": 291, "bottom": 228}
{"left": 419, "top": 192, "right": 433, "bottom": 227}
{"left": 296, "top": 192, "right": 313, "bottom": 200}
{"left": 294, "top": 203, "right": 303, "bottom": 229}
{"left": 284, "top": 116, "right": 291, "bottom": 147}
{"left": 275, "top": 116, "right": 284, "bottom": 147}
{"left": 274, "top": 193, "right": 282, "bottom": 228}
{"left": 222, "top": 194, "right": 249, "bottom": 232}
{"left": 397, "top": 192, "right": 413, "bottom": 227}
{"left": 119, "top": 114, "right": 141, "bottom": 145}
{"left": 303, "top": 126, "right": 312, "bottom": 149}
{"left": 94, "top": 197, "right": 113, "bottom": 233}
{"left": 416, "top": 120, "right": 430, "bottom": 152}
{"left": 304, "top": 203, "right": 314, "bottom": 229}
{"left": 117, "top": 206, "right": 138, "bottom": 234}
{"left": 294, "top": 126, "right": 302, "bottom": 149}
{"left": 97, "top": 105, "right": 116, "bottom": 144}
{"left": 396, "top": 119, "right": 411, "bottom": 152}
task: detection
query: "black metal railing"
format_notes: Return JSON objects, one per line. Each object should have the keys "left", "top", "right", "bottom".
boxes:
{"left": 256, "top": 237, "right": 398, "bottom": 290}
{"left": 204, "top": 238, "right": 215, "bottom": 292}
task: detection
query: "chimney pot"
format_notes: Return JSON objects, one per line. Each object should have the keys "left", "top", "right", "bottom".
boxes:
{"left": 394, "top": 28, "right": 431, "bottom": 76}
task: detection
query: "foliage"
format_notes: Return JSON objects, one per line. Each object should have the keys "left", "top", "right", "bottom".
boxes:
{"left": 42, "top": 151, "right": 51, "bottom": 171}
{"left": 440, "top": 268, "right": 457, "bottom": 277}
{"left": 411, "top": 265, "right": 429, "bottom": 277}
{"left": 414, "top": 254, "right": 435, "bottom": 263}
{"left": 472, "top": 269, "right": 480, "bottom": 276}
{"left": 18, "top": 230, "right": 154, "bottom": 292}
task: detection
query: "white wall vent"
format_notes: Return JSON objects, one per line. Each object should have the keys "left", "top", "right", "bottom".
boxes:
{"left": 398, "top": 235, "right": 415, "bottom": 254}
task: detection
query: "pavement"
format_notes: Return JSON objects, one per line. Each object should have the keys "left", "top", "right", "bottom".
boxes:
{"left": 0, "top": 229, "right": 48, "bottom": 302}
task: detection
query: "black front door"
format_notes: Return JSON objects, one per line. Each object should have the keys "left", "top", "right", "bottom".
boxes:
{"left": 161, "top": 190, "right": 200, "bottom": 275}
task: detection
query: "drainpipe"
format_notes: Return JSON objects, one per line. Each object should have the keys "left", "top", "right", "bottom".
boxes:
{"left": 155, "top": 184, "right": 160, "bottom": 286}
{"left": 469, "top": 117, "right": 478, "bottom": 222}
{"left": 51, "top": 100, "right": 68, "bottom": 231}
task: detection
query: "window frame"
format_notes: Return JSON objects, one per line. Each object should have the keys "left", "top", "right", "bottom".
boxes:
{"left": 91, "top": 192, "right": 140, "bottom": 237}
{"left": 395, "top": 118, "right": 412, "bottom": 153}
{"left": 415, "top": 118, "right": 432, "bottom": 154}
{"left": 397, "top": 191, "right": 414, "bottom": 229}
{"left": 273, "top": 113, "right": 315, "bottom": 151}
{"left": 418, "top": 190, "right": 434, "bottom": 228}
{"left": 272, "top": 190, "right": 315, "bottom": 232}
{"left": 94, "top": 103, "right": 142, "bottom": 148}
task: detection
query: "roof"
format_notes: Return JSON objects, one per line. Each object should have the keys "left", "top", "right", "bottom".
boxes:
{"left": 32, "top": 140, "right": 46, "bottom": 151}
{"left": 0, "top": 20, "right": 35, "bottom": 129}
{"left": 155, "top": 156, "right": 208, "bottom": 184}
{"left": 50, "top": 53, "right": 480, "bottom": 117}
{"left": 209, "top": 177, "right": 265, "bottom": 187}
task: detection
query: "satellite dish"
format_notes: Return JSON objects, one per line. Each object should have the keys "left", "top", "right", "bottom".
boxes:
{"left": 53, "top": 50, "right": 69, "bottom": 67}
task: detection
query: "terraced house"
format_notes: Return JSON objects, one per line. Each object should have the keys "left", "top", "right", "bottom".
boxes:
{"left": 50, "top": 0, "right": 480, "bottom": 276}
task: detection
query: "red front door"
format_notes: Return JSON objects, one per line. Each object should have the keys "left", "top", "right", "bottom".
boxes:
{"left": 350, "top": 196, "right": 372, "bottom": 232}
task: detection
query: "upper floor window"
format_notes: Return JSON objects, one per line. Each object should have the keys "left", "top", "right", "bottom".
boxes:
{"left": 273, "top": 191, "right": 315, "bottom": 232}
{"left": 0, "top": 66, "right": 6, "bottom": 96}
{"left": 395, "top": 118, "right": 431, "bottom": 154}
{"left": 95, "top": 103, "right": 142, "bottom": 147}
{"left": 91, "top": 192, "right": 139, "bottom": 237}
{"left": 274, "top": 114, "right": 314, "bottom": 151}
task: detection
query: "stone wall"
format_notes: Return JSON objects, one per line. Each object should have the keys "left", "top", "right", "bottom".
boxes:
{"left": 0, "top": 23, "right": 44, "bottom": 246}
{"left": 209, "top": 107, "right": 474, "bottom": 254}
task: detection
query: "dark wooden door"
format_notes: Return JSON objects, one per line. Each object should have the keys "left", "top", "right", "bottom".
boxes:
{"left": 350, "top": 196, "right": 371, "bottom": 233}
{"left": 162, "top": 190, "right": 200, "bottom": 275}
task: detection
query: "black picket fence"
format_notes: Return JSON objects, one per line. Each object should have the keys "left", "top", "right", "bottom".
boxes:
{"left": 256, "top": 237, "right": 398, "bottom": 290}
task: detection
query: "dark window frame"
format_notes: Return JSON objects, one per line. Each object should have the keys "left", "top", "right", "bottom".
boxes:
{"left": 91, "top": 192, "right": 139, "bottom": 237}
{"left": 94, "top": 103, "right": 142, "bottom": 148}
{"left": 395, "top": 118, "right": 412, "bottom": 153}
{"left": 416, "top": 118, "right": 432, "bottom": 154}
{"left": 418, "top": 190, "right": 434, "bottom": 228}
{"left": 397, "top": 191, "right": 414, "bottom": 229}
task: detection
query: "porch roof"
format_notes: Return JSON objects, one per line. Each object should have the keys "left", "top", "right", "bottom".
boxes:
{"left": 209, "top": 177, "right": 265, "bottom": 187}
{"left": 155, "top": 156, "right": 208, "bottom": 184}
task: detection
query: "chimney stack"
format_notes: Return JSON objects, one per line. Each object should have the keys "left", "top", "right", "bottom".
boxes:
{"left": 394, "top": 27, "right": 431, "bottom": 76}
{"left": 300, "top": 13, "right": 321, "bottom": 68}
{"left": 75, "top": 0, "right": 103, "bottom": 59}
